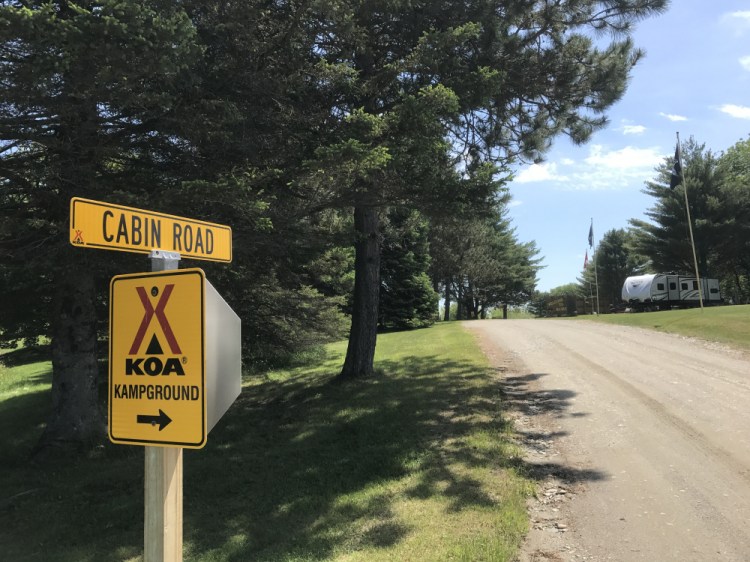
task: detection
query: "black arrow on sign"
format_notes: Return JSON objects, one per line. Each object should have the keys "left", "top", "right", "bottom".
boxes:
{"left": 137, "top": 409, "right": 172, "bottom": 431}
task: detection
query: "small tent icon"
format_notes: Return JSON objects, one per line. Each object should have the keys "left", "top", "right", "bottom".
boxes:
{"left": 145, "top": 334, "right": 164, "bottom": 355}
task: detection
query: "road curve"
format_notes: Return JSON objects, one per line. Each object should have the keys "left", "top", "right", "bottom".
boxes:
{"left": 465, "top": 319, "right": 750, "bottom": 562}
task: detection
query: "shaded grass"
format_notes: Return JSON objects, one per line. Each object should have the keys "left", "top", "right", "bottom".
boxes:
{"left": 0, "top": 324, "right": 533, "bottom": 561}
{"left": 577, "top": 304, "right": 750, "bottom": 351}
{"left": 0, "top": 347, "right": 53, "bottom": 465}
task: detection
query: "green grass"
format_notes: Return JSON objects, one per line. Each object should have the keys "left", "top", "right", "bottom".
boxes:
{"left": 0, "top": 324, "right": 532, "bottom": 561}
{"left": 0, "top": 345, "right": 53, "bottom": 465}
{"left": 578, "top": 304, "right": 750, "bottom": 351}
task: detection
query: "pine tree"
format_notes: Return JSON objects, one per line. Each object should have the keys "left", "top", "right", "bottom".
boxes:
{"left": 379, "top": 209, "right": 438, "bottom": 331}
{"left": 714, "top": 138, "right": 750, "bottom": 302}
{"left": 629, "top": 138, "right": 724, "bottom": 280}
{"left": 580, "top": 229, "right": 645, "bottom": 311}
{"left": 301, "top": 0, "right": 668, "bottom": 377}
{"left": 0, "top": 1, "right": 201, "bottom": 459}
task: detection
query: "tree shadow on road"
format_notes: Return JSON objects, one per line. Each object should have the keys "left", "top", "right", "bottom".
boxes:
{"left": 497, "top": 370, "right": 607, "bottom": 486}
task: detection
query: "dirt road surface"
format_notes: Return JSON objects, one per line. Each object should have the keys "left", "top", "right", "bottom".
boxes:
{"left": 465, "top": 319, "right": 750, "bottom": 562}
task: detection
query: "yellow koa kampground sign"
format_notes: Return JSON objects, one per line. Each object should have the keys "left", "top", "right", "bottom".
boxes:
{"left": 109, "top": 269, "right": 207, "bottom": 448}
{"left": 70, "top": 197, "right": 232, "bottom": 262}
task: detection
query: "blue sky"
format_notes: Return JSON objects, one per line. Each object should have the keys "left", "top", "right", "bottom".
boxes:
{"left": 508, "top": 1, "right": 750, "bottom": 292}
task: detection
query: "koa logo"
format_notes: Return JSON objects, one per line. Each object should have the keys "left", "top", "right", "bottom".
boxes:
{"left": 126, "top": 284, "right": 185, "bottom": 376}
{"left": 126, "top": 356, "right": 185, "bottom": 376}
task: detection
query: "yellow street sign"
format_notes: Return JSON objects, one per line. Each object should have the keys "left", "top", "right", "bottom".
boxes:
{"left": 109, "top": 269, "right": 206, "bottom": 448}
{"left": 70, "top": 197, "right": 232, "bottom": 263}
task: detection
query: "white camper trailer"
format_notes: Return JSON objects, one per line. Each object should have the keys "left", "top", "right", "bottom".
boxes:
{"left": 621, "top": 274, "right": 722, "bottom": 311}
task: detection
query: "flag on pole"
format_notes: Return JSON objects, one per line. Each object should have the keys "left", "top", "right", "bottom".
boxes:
{"left": 584, "top": 250, "right": 589, "bottom": 269}
{"left": 669, "top": 143, "right": 682, "bottom": 189}
{"left": 588, "top": 222, "right": 593, "bottom": 248}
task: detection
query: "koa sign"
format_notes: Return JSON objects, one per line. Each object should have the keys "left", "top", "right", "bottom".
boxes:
{"left": 109, "top": 268, "right": 241, "bottom": 448}
{"left": 109, "top": 269, "right": 207, "bottom": 448}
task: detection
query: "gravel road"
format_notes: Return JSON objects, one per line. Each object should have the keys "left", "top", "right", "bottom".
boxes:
{"left": 465, "top": 319, "right": 750, "bottom": 562}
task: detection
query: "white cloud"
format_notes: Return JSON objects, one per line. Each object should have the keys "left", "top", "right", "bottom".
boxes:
{"left": 584, "top": 145, "right": 662, "bottom": 170}
{"left": 514, "top": 162, "right": 568, "bottom": 183}
{"left": 722, "top": 11, "right": 750, "bottom": 34}
{"left": 622, "top": 124, "right": 646, "bottom": 135}
{"left": 512, "top": 145, "right": 664, "bottom": 191}
{"left": 566, "top": 145, "right": 663, "bottom": 190}
{"left": 619, "top": 119, "right": 646, "bottom": 135}
{"left": 740, "top": 55, "right": 750, "bottom": 71}
{"left": 719, "top": 104, "right": 750, "bottom": 119}
{"left": 659, "top": 112, "right": 688, "bottom": 122}
{"left": 507, "top": 199, "right": 523, "bottom": 208}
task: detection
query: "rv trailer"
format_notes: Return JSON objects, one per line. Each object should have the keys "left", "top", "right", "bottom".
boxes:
{"left": 621, "top": 273, "right": 722, "bottom": 311}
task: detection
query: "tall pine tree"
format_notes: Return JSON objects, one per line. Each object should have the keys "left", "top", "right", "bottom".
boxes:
{"left": 0, "top": 1, "right": 202, "bottom": 459}
{"left": 630, "top": 138, "right": 723, "bottom": 280}
{"left": 300, "top": 0, "right": 668, "bottom": 377}
{"left": 379, "top": 208, "right": 438, "bottom": 331}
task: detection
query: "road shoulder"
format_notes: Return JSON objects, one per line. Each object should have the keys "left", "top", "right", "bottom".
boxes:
{"left": 473, "top": 326, "right": 591, "bottom": 562}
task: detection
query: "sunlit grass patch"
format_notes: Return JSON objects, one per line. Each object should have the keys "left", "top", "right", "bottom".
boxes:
{"left": 579, "top": 304, "right": 750, "bottom": 351}
{"left": 188, "top": 323, "right": 532, "bottom": 561}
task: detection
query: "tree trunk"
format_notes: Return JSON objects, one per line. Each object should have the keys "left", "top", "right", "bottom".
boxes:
{"left": 741, "top": 264, "right": 750, "bottom": 303}
{"left": 456, "top": 283, "right": 463, "bottom": 320}
{"left": 443, "top": 280, "right": 451, "bottom": 321}
{"left": 33, "top": 267, "right": 105, "bottom": 461}
{"left": 467, "top": 284, "right": 478, "bottom": 319}
{"left": 340, "top": 206, "right": 381, "bottom": 379}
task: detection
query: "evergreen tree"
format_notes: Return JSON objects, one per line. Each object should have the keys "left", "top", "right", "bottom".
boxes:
{"left": 378, "top": 209, "right": 438, "bottom": 330}
{"left": 180, "top": 1, "right": 353, "bottom": 367}
{"left": 464, "top": 230, "right": 540, "bottom": 317}
{"left": 530, "top": 284, "right": 580, "bottom": 317}
{"left": 580, "top": 228, "right": 645, "bottom": 311}
{"left": 429, "top": 191, "right": 541, "bottom": 320}
{"left": 714, "top": 138, "right": 750, "bottom": 302}
{"left": 0, "top": 0, "right": 202, "bottom": 459}
{"left": 1, "top": 1, "right": 353, "bottom": 462}
{"left": 630, "top": 138, "right": 724, "bottom": 280}
{"left": 301, "top": 0, "right": 668, "bottom": 377}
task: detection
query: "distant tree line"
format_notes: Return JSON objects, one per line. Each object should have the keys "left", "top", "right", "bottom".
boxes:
{"left": 0, "top": 0, "right": 667, "bottom": 459}
{"left": 533, "top": 135, "right": 750, "bottom": 314}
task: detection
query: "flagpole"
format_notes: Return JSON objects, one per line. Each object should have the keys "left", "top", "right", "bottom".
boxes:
{"left": 591, "top": 218, "right": 600, "bottom": 314}
{"left": 583, "top": 251, "right": 592, "bottom": 315}
{"left": 676, "top": 132, "right": 704, "bottom": 311}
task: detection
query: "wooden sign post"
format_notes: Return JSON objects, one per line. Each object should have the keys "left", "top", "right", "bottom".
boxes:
{"left": 145, "top": 251, "right": 183, "bottom": 562}
{"left": 71, "top": 198, "right": 241, "bottom": 562}
{"left": 145, "top": 446, "right": 183, "bottom": 562}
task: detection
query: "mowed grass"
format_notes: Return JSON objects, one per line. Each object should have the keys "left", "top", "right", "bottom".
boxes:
{"left": 0, "top": 345, "right": 54, "bottom": 464}
{"left": 578, "top": 304, "right": 750, "bottom": 351}
{"left": 0, "top": 323, "right": 532, "bottom": 562}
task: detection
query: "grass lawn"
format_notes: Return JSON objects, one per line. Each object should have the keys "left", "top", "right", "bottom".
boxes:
{"left": 578, "top": 304, "right": 750, "bottom": 352}
{"left": 0, "top": 323, "right": 532, "bottom": 561}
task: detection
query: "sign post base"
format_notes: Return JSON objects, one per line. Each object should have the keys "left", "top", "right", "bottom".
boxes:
{"left": 145, "top": 446, "right": 183, "bottom": 562}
